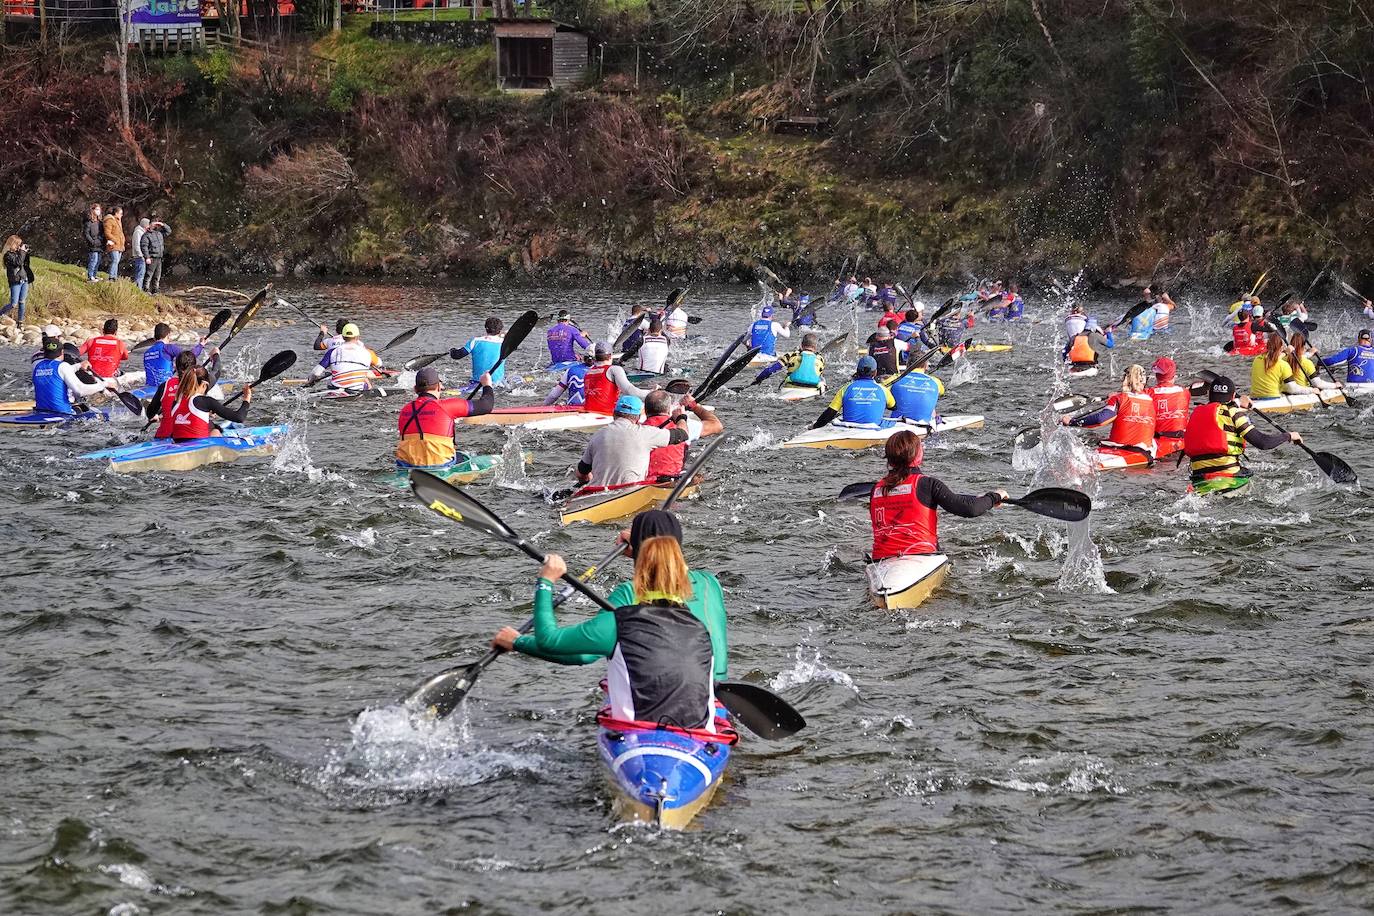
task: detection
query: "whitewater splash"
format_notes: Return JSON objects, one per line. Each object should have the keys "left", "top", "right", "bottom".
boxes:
{"left": 768, "top": 644, "right": 858, "bottom": 694}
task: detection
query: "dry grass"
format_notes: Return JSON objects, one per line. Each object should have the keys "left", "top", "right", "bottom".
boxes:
{"left": 22, "top": 258, "right": 198, "bottom": 323}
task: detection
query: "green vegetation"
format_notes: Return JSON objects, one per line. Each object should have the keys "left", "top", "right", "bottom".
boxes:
{"left": 21, "top": 259, "right": 186, "bottom": 323}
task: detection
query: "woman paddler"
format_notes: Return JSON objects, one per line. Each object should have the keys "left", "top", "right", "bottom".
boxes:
{"left": 492, "top": 510, "right": 728, "bottom": 731}
{"left": 166, "top": 364, "right": 252, "bottom": 442}
{"left": 394, "top": 367, "right": 494, "bottom": 471}
{"left": 869, "top": 431, "right": 1006, "bottom": 561}
{"left": 1061, "top": 364, "right": 1157, "bottom": 465}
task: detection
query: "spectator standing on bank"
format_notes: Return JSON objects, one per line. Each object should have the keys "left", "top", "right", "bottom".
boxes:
{"left": 2, "top": 235, "right": 34, "bottom": 326}
{"left": 103, "top": 206, "right": 125, "bottom": 281}
{"left": 130, "top": 218, "right": 151, "bottom": 290}
{"left": 83, "top": 204, "right": 104, "bottom": 282}
{"left": 140, "top": 219, "right": 170, "bottom": 294}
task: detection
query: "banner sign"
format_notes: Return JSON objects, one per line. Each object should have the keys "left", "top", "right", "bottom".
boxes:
{"left": 130, "top": 0, "right": 202, "bottom": 27}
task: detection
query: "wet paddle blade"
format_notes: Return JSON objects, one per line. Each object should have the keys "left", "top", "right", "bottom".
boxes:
{"left": 223, "top": 350, "right": 299, "bottom": 406}
{"left": 819, "top": 331, "right": 850, "bottom": 356}
{"left": 715, "top": 681, "right": 806, "bottom": 740}
{"left": 116, "top": 391, "right": 143, "bottom": 415}
{"left": 757, "top": 264, "right": 783, "bottom": 288}
{"left": 404, "top": 352, "right": 447, "bottom": 372}
{"left": 933, "top": 338, "right": 972, "bottom": 371}
{"left": 1053, "top": 395, "right": 1090, "bottom": 412}
{"left": 411, "top": 470, "right": 519, "bottom": 542}
{"left": 696, "top": 333, "right": 747, "bottom": 396}
{"left": 1007, "top": 488, "right": 1092, "bottom": 522}
{"left": 1314, "top": 451, "right": 1359, "bottom": 485}
{"left": 1113, "top": 301, "right": 1149, "bottom": 329}
{"left": 207, "top": 308, "right": 233, "bottom": 337}
{"left": 404, "top": 663, "right": 486, "bottom": 720}
{"left": 664, "top": 378, "right": 692, "bottom": 395}
{"left": 926, "top": 297, "right": 958, "bottom": 326}
{"left": 230, "top": 286, "right": 271, "bottom": 337}
{"left": 131, "top": 338, "right": 156, "bottom": 352}
{"left": 380, "top": 327, "right": 419, "bottom": 353}
{"left": 837, "top": 481, "right": 873, "bottom": 501}
{"left": 694, "top": 347, "right": 762, "bottom": 401}
{"left": 666, "top": 287, "right": 688, "bottom": 309}
{"left": 1013, "top": 427, "right": 1043, "bottom": 450}
{"left": 613, "top": 315, "right": 645, "bottom": 351}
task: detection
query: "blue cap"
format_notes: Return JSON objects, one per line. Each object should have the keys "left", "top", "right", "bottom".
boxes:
{"left": 857, "top": 355, "right": 878, "bottom": 375}
{"left": 761, "top": 305, "right": 775, "bottom": 318}
{"left": 799, "top": 294, "right": 810, "bottom": 304}
{"left": 615, "top": 394, "right": 644, "bottom": 416}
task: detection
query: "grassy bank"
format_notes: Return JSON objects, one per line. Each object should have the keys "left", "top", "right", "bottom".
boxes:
{"left": 14, "top": 259, "right": 196, "bottom": 325}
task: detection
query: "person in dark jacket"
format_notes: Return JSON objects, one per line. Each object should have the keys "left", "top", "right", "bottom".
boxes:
{"left": 3, "top": 235, "right": 35, "bottom": 325}
{"left": 83, "top": 204, "right": 104, "bottom": 281}
{"left": 140, "top": 219, "right": 171, "bottom": 294}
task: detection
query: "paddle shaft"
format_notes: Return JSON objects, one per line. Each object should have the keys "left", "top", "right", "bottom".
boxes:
{"left": 1249, "top": 408, "right": 1325, "bottom": 465}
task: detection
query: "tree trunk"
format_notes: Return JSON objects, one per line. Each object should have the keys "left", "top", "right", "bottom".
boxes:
{"left": 117, "top": 0, "right": 131, "bottom": 130}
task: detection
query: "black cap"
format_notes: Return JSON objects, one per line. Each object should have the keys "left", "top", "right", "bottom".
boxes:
{"left": 1208, "top": 375, "right": 1236, "bottom": 403}
{"left": 1359, "top": 328, "right": 1371, "bottom": 341}
{"left": 629, "top": 509, "right": 683, "bottom": 555}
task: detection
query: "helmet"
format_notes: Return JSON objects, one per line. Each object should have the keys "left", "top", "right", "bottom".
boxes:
{"left": 341, "top": 323, "right": 360, "bottom": 339}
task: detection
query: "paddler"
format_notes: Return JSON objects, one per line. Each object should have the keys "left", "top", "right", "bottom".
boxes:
{"left": 866, "top": 324, "right": 902, "bottom": 377}
{"left": 546, "top": 309, "right": 590, "bottom": 366}
{"left": 1061, "top": 364, "right": 1157, "bottom": 465}
{"left": 166, "top": 364, "right": 252, "bottom": 441}
{"left": 664, "top": 296, "right": 690, "bottom": 339}
{"left": 145, "top": 349, "right": 226, "bottom": 439}
{"left": 934, "top": 306, "right": 969, "bottom": 349}
{"left": 1062, "top": 318, "right": 1115, "bottom": 369}
{"left": 308, "top": 322, "right": 384, "bottom": 391}
{"left": 1182, "top": 375, "right": 1302, "bottom": 489}
{"left": 1228, "top": 303, "right": 1266, "bottom": 356}
{"left": 748, "top": 304, "right": 791, "bottom": 360}
{"left": 619, "top": 304, "right": 650, "bottom": 354}
{"left": 143, "top": 322, "right": 207, "bottom": 390}
{"left": 31, "top": 335, "right": 117, "bottom": 415}
{"left": 492, "top": 510, "right": 729, "bottom": 730}
{"left": 584, "top": 342, "right": 654, "bottom": 415}
{"left": 877, "top": 291, "right": 903, "bottom": 330}
{"left": 1146, "top": 358, "right": 1189, "bottom": 458}
{"left": 812, "top": 355, "right": 894, "bottom": 429}
{"left": 1064, "top": 303, "right": 1087, "bottom": 338}
{"left": 79, "top": 318, "right": 133, "bottom": 386}
{"left": 1288, "top": 331, "right": 1338, "bottom": 390}
{"left": 1321, "top": 328, "right": 1374, "bottom": 384}
{"left": 869, "top": 430, "right": 1007, "bottom": 560}
{"left": 450, "top": 317, "right": 506, "bottom": 387}
{"left": 575, "top": 394, "right": 689, "bottom": 490}
{"left": 1250, "top": 333, "right": 1316, "bottom": 399}
{"left": 544, "top": 352, "right": 593, "bottom": 406}
{"left": 750, "top": 332, "right": 825, "bottom": 391}
{"left": 33, "top": 324, "right": 64, "bottom": 364}
{"left": 314, "top": 319, "right": 350, "bottom": 351}
{"left": 889, "top": 351, "right": 943, "bottom": 425}
{"left": 895, "top": 308, "right": 932, "bottom": 351}
{"left": 1005, "top": 283, "right": 1025, "bottom": 320}
{"left": 642, "top": 389, "right": 723, "bottom": 482}
{"left": 394, "top": 368, "right": 494, "bottom": 470}
{"left": 636, "top": 317, "right": 671, "bottom": 375}
{"left": 1152, "top": 290, "right": 1176, "bottom": 334}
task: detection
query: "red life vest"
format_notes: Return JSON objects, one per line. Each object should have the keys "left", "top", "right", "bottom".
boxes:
{"left": 1105, "top": 391, "right": 1155, "bottom": 448}
{"left": 869, "top": 473, "right": 938, "bottom": 561}
{"left": 583, "top": 363, "right": 618, "bottom": 415}
{"left": 397, "top": 395, "right": 458, "bottom": 439}
{"left": 84, "top": 335, "right": 125, "bottom": 378}
{"left": 1149, "top": 384, "right": 1189, "bottom": 456}
{"left": 1183, "top": 402, "right": 1234, "bottom": 458}
{"left": 154, "top": 375, "right": 182, "bottom": 439}
{"left": 644, "top": 414, "right": 686, "bottom": 478}
{"left": 1231, "top": 321, "right": 1264, "bottom": 355}
{"left": 1067, "top": 335, "right": 1096, "bottom": 364}
{"left": 168, "top": 393, "right": 213, "bottom": 440}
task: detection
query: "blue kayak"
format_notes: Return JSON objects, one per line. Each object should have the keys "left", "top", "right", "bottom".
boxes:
{"left": 0, "top": 410, "right": 107, "bottom": 430}
{"left": 596, "top": 703, "right": 734, "bottom": 829}
{"left": 78, "top": 425, "right": 289, "bottom": 474}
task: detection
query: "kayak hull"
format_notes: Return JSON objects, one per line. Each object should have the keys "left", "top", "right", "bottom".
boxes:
{"left": 460, "top": 405, "right": 600, "bottom": 427}
{"left": 1066, "top": 366, "right": 1099, "bottom": 379}
{"left": 597, "top": 705, "right": 732, "bottom": 830}
{"left": 379, "top": 453, "right": 505, "bottom": 489}
{"left": 1249, "top": 391, "right": 1346, "bottom": 413}
{"left": 1191, "top": 476, "right": 1252, "bottom": 498}
{"left": 78, "top": 425, "right": 288, "bottom": 473}
{"left": 781, "top": 415, "right": 984, "bottom": 450}
{"left": 1095, "top": 446, "right": 1154, "bottom": 471}
{"left": 866, "top": 554, "right": 951, "bottom": 610}
{"left": 560, "top": 482, "right": 695, "bottom": 525}
{"left": 778, "top": 384, "right": 824, "bottom": 401}
{"left": 0, "top": 410, "right": 106, "bottom": 430}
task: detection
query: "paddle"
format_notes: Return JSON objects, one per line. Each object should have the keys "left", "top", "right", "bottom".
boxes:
{"left": 693, "top": 333, "right": 747, "bottom": 397}
{"left": 378, "top": 326, "right": 419, "bottom": 354}
{"left": 658, "top": 288, "right": 702, "bottom": 325}
{"left": 132, "top": 308, "right": 232, "bottom": 352}
{"left": 931, "top": 337, "right": 972, "bottom": 372}
{"left": 713, "top": 681, "right": 806, "bottom": 740}
{"left": 694, "top": 346, "right": 762, "bottom": 402}
{"left": 114, "top": 391, "right": 143, "bottom": 415}
{"left": 838, "top": 482, "right": 1092, "bottom": 522}
{"left": 275, "top": 295, "right": 317, "bottom": 326}
{"left": 221, "top": 350, "right": 299, "bottom": 407}
{"left": 1250, "top": 269, "right": 1270, "bottom": 298}
{"left": 205, "top": 285, "right": 271, "bottom": 365}
{"left": 1338, "top": 279, "right": 1370, "bottom": 303}
{"left": 1110, "top": 300, "right": 1150, "bottom": 331}
{"left": 402, "top": 351, "right": 446, "bottom": 372}
{"left": 819, "top": 331, "right": 850, "bottom": 356}
{"left": 1249, "top": 409, "right": 1359, "bottom": 484}
{"left": 1291, "top": 318, "right": 1361, "bottom": 409}
{"left": 485, "top": 309, "right": 539, "bottom": 378}
{"left": 613, "top": 313, "right": 648, "bottom": 352}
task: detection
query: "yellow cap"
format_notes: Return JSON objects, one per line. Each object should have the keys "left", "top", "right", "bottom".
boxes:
{"left": 341, "top": 323, "right": 360, "bottom": 338}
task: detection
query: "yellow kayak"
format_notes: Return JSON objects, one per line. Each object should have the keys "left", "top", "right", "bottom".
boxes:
{"left": 560, "top": 482, "right": 697, "bottom": 526}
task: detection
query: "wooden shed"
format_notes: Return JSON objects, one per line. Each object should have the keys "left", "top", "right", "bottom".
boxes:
{"left": 492, "top": 18, "right": 588, "bottom": 91}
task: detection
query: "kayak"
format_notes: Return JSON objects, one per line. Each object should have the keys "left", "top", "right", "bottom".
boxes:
{"left": 1248, "top": 391, "right": 1347, "bottom": 413}
{"left": 310, "top": 386, "right": 393, "bottom": 402}
{"left": 378, "top": 453, "right": 505, "bottom": 489}
{"left": 747, "top": 353, "right": 779, "bottom": 367}
{"left": 778, "top": 384, "right": 824, "bottom": 402}
{"left": 943, "top": 344, "right": 1012, "bottom": 353}
{"left": 0, "top": 409, "right": 107, "bottom": 430}
{"left": 560, "top": 481, "right": 696, "bottom": 525}
{"left": 597, "top": 702, "right": 734, "bottom": 829}
{"left": 283, "top": 370, "right": 400, "bottom": 387}
{"left": 1095, "top": 446, "right": 1154, "bottom": 471}
{"left": 1190, "top": 476, "right": 1252, "bottom": 498}
{"left": 780, "top": 414, "right": 985, "bottom": 450}
{"left": 78, "top": 425, "right": 288, "bottom": 473}
{"left": 460, "top": 405, "right": 613, "bottom": 431}
{"left": 1066, "top": 365, "right": 1099, "bottom": 379}
{"left": 866, "top": 554, "right": 951, "bottom": 610}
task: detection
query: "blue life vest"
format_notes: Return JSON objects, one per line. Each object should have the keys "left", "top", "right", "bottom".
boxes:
{"left": 788, "top": 351, "right": 821, "bottom": 386}
{"left": 1327, "top": 344, "right": 1374, "bottom": 384}
{"left": 749, "top": 319, "right": 778, "bottom": 356}
{"left": 561, "top": 363, "right": 589, "bottom": 406}
{"left": 1006, "top": 296, "right": 1024, "bottom": 319}
{"left": 143, "top": 341, "right": 176, "bottom": 389}
{"left": 32, "top": 358, "right": 72, "bottom": 414}
{"left": 1129, "top": 307, "right": 1156, "bottom": 340}
{"left": 896, "top": 321, "right": 921, "bottom": 343}
{"left": 466, "top": 336, "right": 505, "bottom": 383}
{"left": 891, "top": 371, "right": 940, "bottom": 422}
{"left": 840, "top": 378, "right": 888, "bottom": 424}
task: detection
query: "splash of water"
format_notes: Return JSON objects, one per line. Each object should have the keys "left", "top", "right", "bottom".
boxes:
{"left": 768, "top": 644, "right": 858, "bottom": 694}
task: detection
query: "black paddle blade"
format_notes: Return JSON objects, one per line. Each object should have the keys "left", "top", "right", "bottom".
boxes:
{"left": 926, "top": 297, "right": 957, "bottom": 326}
{"left": 381, "top": 327, "right": 419, "bottom": 353}
{"left": 715, "top": 681, "right": 806, "bottom": 739}
{"left": 1013, "top": 427, "right": 1043, "bottom": 450}
{"left": 500, "top": 310, "right": 539, "bottom": 361}
{"left": 697, "top": 333, "right": 747, "bottom": 395}
{"left": 695, "top": 347, "right": 762, "bottom": 401}
{"left": 404, "top": 663, "right": 483, "bottom": 720}
{"left": 934, "top": 338, "right": 973, "bottom": 371}
{"left": 613, "top": 314, "right": 645, "bottom": 351}
{"left": 666, "top": 287, "right": 688, "bottom": 309}
{"left": 116, "top": 391, "right": 143, "bottom": 415}
{"left": 664, "top": 435, "right": 723, "bottom": 507}
{"left": 411, "top": 470, "right": 518, "bottom": 542}
{"left": 1114, "top": 300, "right": 1149, "bottom": 329}
{"left": 819, "top": 331, "right": 850, "bottom": 356}
{"left": 255, "top": 349, "right": 298, "bottom": 383}
{"left": 130, "top": 338, "right": 156, "bottom": 352}
{"left": 404, "top": 352, "right": 447, "bottom": 372}
{"left": 664, "top": 378, "right": 692, "bottom": 395}
{"left": 1315, "top": 452, "right": 1359, "bottom": 485}
{"left": 231, "top": 286, "right": 271, "bottom": 336}
{"left": 207, "top": 308, "right": 233, "bottom": 337}
{"left": 1008, "top": 487, "right": 1092, "bottom": 522}
{"left": 837, "top": 481, "right": 873, "bottom": 501}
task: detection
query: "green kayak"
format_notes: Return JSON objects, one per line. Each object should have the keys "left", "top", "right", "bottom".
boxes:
{"left": 1192, "top": 476, "right": 1251, "bottom": 498}
{"left": 379, "top": 454, "right": 504, "bottom": 489}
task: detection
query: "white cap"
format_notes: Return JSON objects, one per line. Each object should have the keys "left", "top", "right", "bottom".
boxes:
{"left": 43, "top": 324, "right": 62, "bottom": 337}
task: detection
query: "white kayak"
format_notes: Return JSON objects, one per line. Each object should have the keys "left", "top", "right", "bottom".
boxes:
{"left": 1066, "top": 365, "right": 1099, "bottom": 379}
{"left": 748, "top": 353, "right": 780, "bottom": 367}
{"left": 781, "top": 415, "right": 985, "bottom": 450}
{"left": 1248, "top": 390, "right": 1347, "bottom": 414}
{"left": 866, "top": 554, "right": 951, "bottom": 609}
{"left": 778, "top": 384, "right": 824, "bottom": 402}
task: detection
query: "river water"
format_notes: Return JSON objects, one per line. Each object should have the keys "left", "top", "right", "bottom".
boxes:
{"left": 1, "top": 279, "right": 1370, "bottom": 914}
